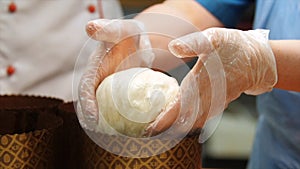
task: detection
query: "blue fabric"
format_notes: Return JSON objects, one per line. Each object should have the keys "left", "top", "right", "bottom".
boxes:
{"left": 195, "top": 0, "right": 252, "bottom": 27}
{"left": 248, "top": 90, "right": 300, "bottom": 169}
{"left": 253, "top": 0, "right": 300, "bottom": 39}
{"left": 196, "top": 0, "right": 300, "bottom": 168}
{"left": 247, "top": 112, "right": 300, "bottom": 169}
{"left": 250, "top": 1, "right": 300, "bottom": 168}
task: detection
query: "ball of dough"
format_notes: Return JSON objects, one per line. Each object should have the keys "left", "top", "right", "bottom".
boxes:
{"left": 95, "top": 67, "right": 180, "bottom": 137}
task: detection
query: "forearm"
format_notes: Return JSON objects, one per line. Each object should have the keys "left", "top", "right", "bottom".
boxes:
{"left": 134, "top": 0, "right": 223, "bottom": 49}
{"left": 270, "top": 40, "right": 300, "bottom": 92}
{"left": 139, "top": 0, "right": 223, "bottom": 29}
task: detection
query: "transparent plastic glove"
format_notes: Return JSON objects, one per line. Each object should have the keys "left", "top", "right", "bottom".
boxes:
{"left": 172, "top": 28, "right": 277, "bottom": 101}
{"left": 77, "top": 19, "right": 153, "bottom": 131}
{"left": 146, "top": 28, "right": 277, "bottom": 136}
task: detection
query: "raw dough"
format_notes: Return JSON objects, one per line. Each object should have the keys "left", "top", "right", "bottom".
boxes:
{"left": 95, "top": 67, "right": 179, "bottom": 137}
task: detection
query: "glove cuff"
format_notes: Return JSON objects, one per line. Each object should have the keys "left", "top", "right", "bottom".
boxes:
{"left": 244, "top": 29, "right": 278, "bottom": 95}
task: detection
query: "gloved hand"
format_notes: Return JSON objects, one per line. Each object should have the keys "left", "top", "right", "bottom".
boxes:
{"left": 77, "top": 19, "right": 153, "bottom": 131}
{"left": 146, "top": 28, "right": 277, "bottom": 136}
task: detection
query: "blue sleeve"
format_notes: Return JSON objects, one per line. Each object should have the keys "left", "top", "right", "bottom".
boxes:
{"left": 195, "top": 0, "right": 252, "bottom": 28}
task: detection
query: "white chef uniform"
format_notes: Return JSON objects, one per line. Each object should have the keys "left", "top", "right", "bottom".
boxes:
{"left": 0, "top": 0, "right": 123, "bottom": 101}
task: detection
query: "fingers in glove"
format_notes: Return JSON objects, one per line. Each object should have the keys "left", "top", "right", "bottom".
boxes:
{"left": 144, "top": 93, "right": 181, "bottom": 136}
{"left": 169, "top": 35, "right": 214, "bottom": 129}
{"left": 78, "top": 37, "right": 139, "bottom": 128}
{"left": 78, "top": 44, "right": 106, "bottom": 126}
{"left": 168, "top": 32, "right": 213, "bottom": 60}
{"left": 86, "top": 19, "right": 154, "bottom": 66}
{"left": 86, "top": 19, "right": 145, "bottom": 43}
{"left": 81, "top": 19, "right": 155, "bottom": 130}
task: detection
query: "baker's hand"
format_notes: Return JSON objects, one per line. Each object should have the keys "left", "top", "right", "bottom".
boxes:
{"left": 77, "top": 19, "right": 153, "bottom": 131}
{"left": 146, "top": 28, "right": 277, "bottom": 135}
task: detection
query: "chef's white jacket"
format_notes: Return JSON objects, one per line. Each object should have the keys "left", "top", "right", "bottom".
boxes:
{"left": 0, "top": 0, "right": 123, "bottom": 101}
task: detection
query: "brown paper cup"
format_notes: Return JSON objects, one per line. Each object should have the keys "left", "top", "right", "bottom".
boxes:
{"left": 81, "top": 133, "right": 202, "bottom": 169}
{"left": 58, "top": 102, "right": 202, "bottom": 169}
{"left": 0, "top": 95, "right": 63, "bottom": 169}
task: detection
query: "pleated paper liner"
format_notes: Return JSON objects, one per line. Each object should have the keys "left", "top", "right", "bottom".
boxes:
{"left": 58, "top": 102, "right": 202, "bottom": 169}
{"left": 58, "top": 102, "right": 86, "bottom": 169}
{"left": 0, "top": 95, "right": 63, "bottom": 169}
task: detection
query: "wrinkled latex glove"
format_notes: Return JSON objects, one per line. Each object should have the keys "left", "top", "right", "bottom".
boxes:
{"left": 77, "top": 19, "right": 153, "bottom": 131}
{"left": 146, "top": 28, "right": 277, "bottom": 135}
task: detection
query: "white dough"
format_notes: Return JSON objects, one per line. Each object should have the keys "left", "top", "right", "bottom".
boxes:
{"left": 95, "top": 67, "right": 180, "bottom": 137}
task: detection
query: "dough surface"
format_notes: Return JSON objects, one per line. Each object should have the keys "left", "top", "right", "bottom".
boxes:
{"left": 95, "top": 67, "right": 179, "bottom": 137}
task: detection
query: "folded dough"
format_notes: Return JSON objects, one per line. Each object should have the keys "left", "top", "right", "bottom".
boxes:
{"left": 95, "top": 67, "right": 179, "bottom": 137}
